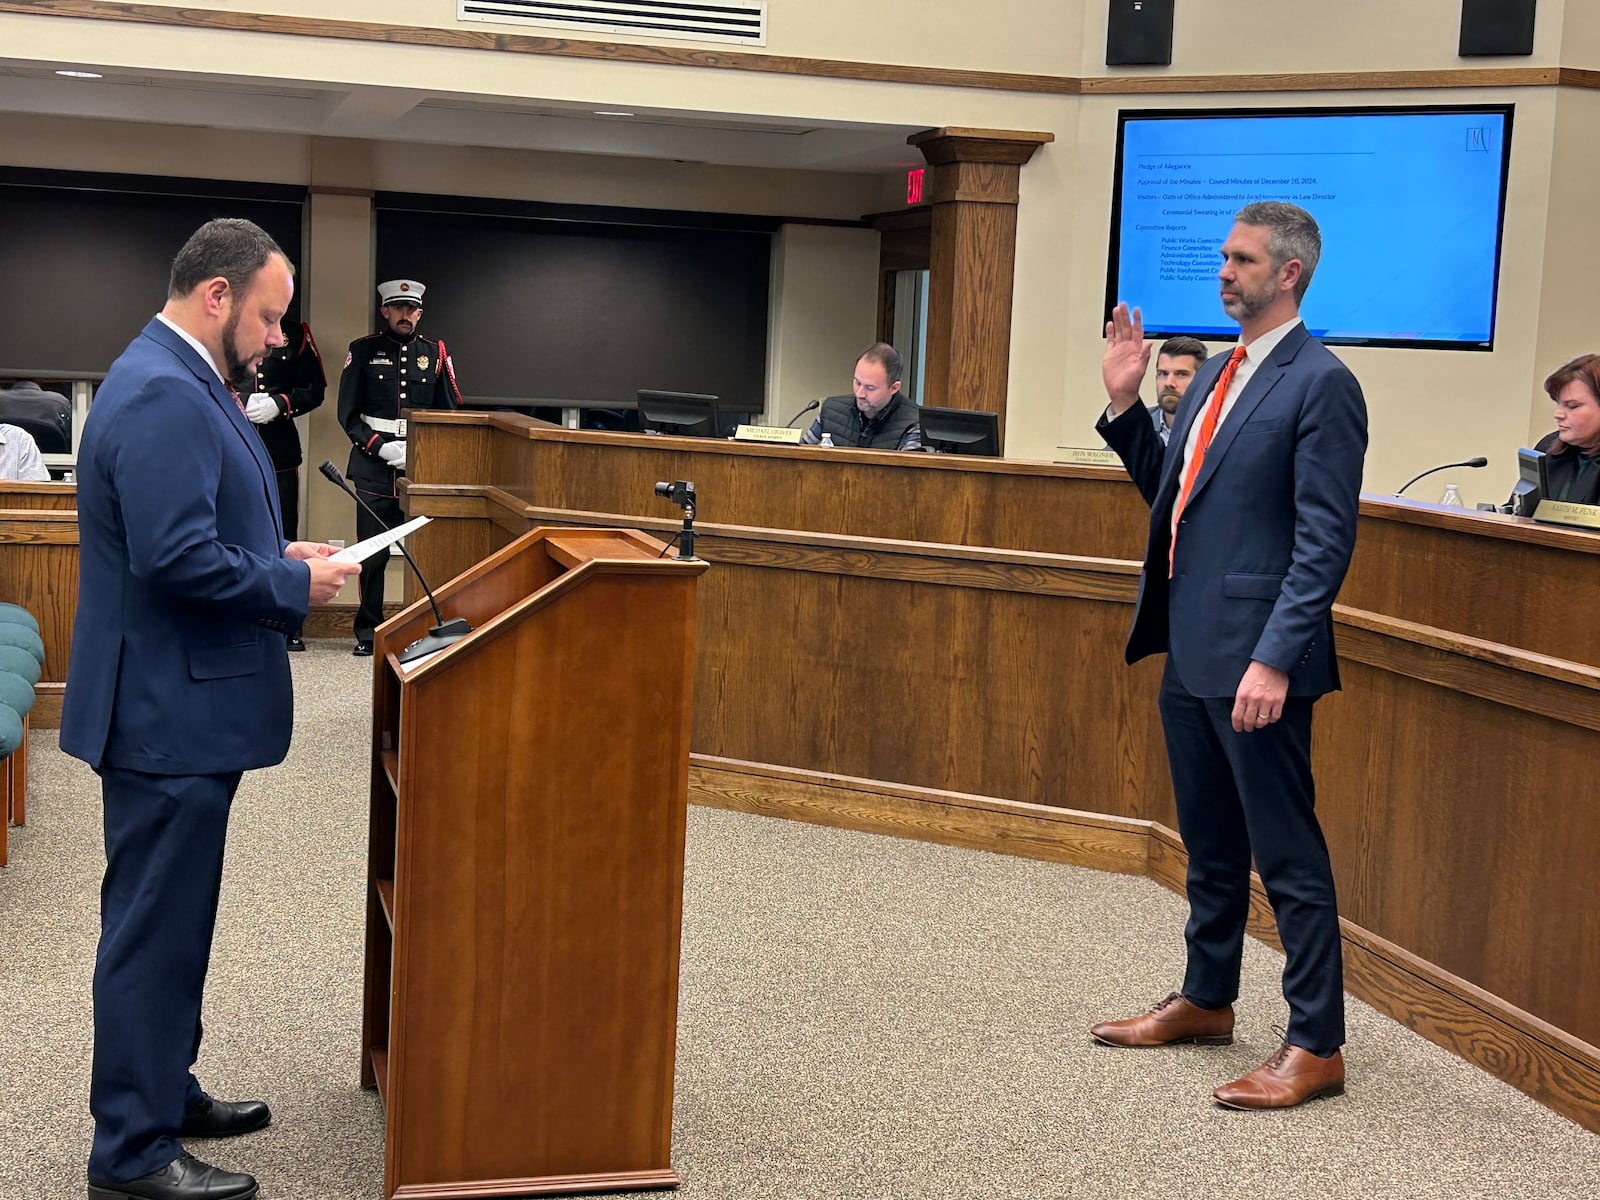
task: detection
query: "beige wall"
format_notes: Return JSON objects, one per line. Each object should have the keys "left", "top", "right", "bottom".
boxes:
{"left": 2, "top": 1, "right": 1596, "bottom": 504}
{"left": 1530, "top": 87, "right": 1600, "bottom": 445}
{"left": 54, "top": 0, "right": 1085, "bottom": 75}
{"left": 765, "top": 224, "right": 882, "bottom": 424}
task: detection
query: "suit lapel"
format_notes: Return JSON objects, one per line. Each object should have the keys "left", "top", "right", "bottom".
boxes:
{"left": 142, "top": 319, "right": 284, "bottom": 543}
{"left": 1156, "top": 352, "right": 1229, "bottom": 506}
{"left": 1186, "top": 323, "right": 1309, "bottom": 504}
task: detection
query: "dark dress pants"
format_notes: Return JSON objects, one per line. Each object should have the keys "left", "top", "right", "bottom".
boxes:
{"left": 275, "top": 466, "right": 302, "bottom": 638}
{"left": 353, "top": 483, "right": 402, "bottom": 643}
{"left": 89, "top": 767, "right": 242, "bottom": 1183}
{"left": 1157, "top": 659, "right": 1345, "bottom": 1054}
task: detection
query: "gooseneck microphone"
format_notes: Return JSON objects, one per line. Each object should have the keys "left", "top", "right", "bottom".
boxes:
{"left": 318, "top": 461, "right": 471, "bottom": 663}
{"left": 784, "top": 399, "right": 822, "bottom": 428}
{"left": 1396, "top": 456, "right": 1489, "bottom": 497}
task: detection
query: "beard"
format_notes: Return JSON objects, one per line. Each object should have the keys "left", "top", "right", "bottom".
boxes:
{"left": 220, "top": 308, "right": 254, "bottom": 390}
{"left": 1158, "top": 389, "right": 1182, "bottom": 413}
{"left": 1221, "top": 277, "right": 1277, "bottom": 323}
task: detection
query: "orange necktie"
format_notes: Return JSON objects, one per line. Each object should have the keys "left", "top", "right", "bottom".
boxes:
{"left": 1169, "top": 344, "right": 1248, "bottom": 576}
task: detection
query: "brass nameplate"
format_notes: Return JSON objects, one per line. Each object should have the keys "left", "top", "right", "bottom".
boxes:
{"left": 1056, "top": 447, "right": 1123, "bottom": 467}
{"left": 734, "top": 424, "right": 805, "bottom": 444}
{"left": 1532, "top": 499, "right": 1600, "bottom": 529}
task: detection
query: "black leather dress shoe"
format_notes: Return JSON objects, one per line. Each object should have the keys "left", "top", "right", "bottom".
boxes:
{"left": 88, "top": 1151, "right": 257, "bottom": 1200}
{"left": 286, "top": 635, "right": 307, "bottom": 652}
{"left": 352, "top": 640, "right": 373, "bottom": 657}
{"left": 179, "top": 1096, "right": 271, "bottom": 1139}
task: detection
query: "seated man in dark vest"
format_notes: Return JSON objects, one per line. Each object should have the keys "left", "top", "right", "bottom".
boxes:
{"left": 800, "top": 342, "right": 921, "bottom": 451}
{"left": 0, "top": 379, "right": 72, "bottom": 453}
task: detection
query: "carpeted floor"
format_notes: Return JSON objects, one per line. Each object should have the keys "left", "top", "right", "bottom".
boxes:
{"left": 2, "top": 640, "right": 1597, "bottom": 1199}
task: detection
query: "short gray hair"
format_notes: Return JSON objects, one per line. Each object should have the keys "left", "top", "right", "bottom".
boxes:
{"left": 168, "top": 218, "right": 289, "bottom": 300}
{"left": 1235, "top": 201, "right": 1320, "bottom": 303}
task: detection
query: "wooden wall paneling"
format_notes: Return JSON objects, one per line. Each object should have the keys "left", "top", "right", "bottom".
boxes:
{"left": 1317, "top": 658, "right": 1600, "bottom": 1048}
{"left": 664, "top": 528, "right": 1168, "bottom": 820}
{"left": 1345, "top": 503, "right": 1600, "bottom": 667}
{"left": 408, "top": 419, "right": 1152, "bottom": 560}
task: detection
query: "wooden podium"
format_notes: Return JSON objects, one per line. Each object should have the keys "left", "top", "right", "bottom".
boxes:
{"left": 360, "top": 526, "right": 707, "bottom": 1199}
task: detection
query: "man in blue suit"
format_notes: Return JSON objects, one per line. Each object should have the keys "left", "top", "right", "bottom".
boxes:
{"left": 62, "top": 219, "right": 359, "bottom": 1200}
{"left": 1088, "top": 202, "right": 1367, "bottom": 1109}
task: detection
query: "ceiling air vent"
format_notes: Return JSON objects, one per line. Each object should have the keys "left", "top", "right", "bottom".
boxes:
{"left": 459, "top": 1, "right": 768, "bottom": 46}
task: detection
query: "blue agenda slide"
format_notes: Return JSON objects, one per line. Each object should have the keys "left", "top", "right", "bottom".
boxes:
{"left": 1111, "top": 108, "right": 1512, "bottom": 347}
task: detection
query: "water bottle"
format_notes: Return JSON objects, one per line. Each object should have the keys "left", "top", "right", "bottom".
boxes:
{"left": 819, "top": 433, "right": 835, "bottom": 448}
{"left": 1439, "top": 482, "right": 1465, "bottom": 507}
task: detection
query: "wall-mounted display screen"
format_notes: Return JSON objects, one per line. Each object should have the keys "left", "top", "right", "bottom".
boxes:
{"left": 1106, "top": 105, "right": 1514, "bottom": 350}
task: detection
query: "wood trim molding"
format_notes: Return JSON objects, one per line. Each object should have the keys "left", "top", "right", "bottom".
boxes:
{"left": 0, "top": 3, "right": 1588, "bottom": 98}
{"left": 693, "top": 757, "right": 1600, "bottom": 1135}
{"left": 1334, "top": 608, "right": 1600, "bottom": 732}
{"left": 400, "top": 491, "right": 1147, "bottom": 602}
{"left": 690, "top": 756, "right": 1151, "bottom": 877}
{"left": 1077, "top": 67, "right": 1561, "bottom": 94}
{"left": 30, "top": 682, "right": 62, "bottom": 729}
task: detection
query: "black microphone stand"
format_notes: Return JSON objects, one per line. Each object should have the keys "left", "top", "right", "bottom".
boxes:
{"left": 1395, "top": 457, "right": 1489, "bottom": 497}
{"left": 318, "top": 461, "right": 471, "bottom": 664}
{"left": 784, "top": 399, "right": 821, "bottom": 428}
{"left": 654, "top": 480, "right": 698, "bottom": 560}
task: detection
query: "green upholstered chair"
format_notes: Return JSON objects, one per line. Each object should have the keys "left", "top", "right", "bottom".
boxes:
{"left": 0, "top": 603, "right": 39, "bottom": 632}
{"left": 0, "top": 645, "right": 40, "bottom": 688}
{"left": 0, "top": 623, "right": 44, "bottom": 665}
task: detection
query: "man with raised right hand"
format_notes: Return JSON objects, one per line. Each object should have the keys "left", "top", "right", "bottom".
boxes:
{"left": 1089, "top": 201, "right": 1367, "bottom": 1110}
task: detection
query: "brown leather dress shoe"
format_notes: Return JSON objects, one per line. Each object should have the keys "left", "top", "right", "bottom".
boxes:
{"left": 1089, "top": 991, "right": 1235, "bottom": 1047}
{"left": 1212, "top": 1042, "right": 1346, "bottom": 1109}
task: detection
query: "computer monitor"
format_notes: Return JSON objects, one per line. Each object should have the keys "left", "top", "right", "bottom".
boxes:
{"left": 919, "top": 406, "right": 1001, "bottom": 457}
{"left": 1511, "top": 446, "right": 1549, "bottom": 517}
{"left": 636, "top": 390, "right": 720, "bottom": 438}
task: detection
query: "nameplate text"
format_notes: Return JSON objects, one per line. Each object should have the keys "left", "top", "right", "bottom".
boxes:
{"left": 734, "top": 425, "right": 805, "bottom": 444}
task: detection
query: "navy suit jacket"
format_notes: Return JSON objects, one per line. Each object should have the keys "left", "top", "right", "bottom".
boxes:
{"left": 61, "top": 318, "right": 311, "bottom": 774}
{"left": 1097, "top": 322, "right": 1367, "bottom": 699}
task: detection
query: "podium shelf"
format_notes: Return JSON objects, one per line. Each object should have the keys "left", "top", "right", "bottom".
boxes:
{"left": 375, "top": 879, "right": 395, "bottom": 930}
{"left": 370, "top": 1047, "right": 389, "bottom": 1107}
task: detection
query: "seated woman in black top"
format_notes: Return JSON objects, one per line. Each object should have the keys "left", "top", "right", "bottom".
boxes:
{"left": 1530, "top": 354, "right": 1600, "bottom": 505}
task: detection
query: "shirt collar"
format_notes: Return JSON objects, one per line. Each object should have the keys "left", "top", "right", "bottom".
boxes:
{"left": 1241, "top": 316, "right": 1301, "bottom": 367}
{"left": 155, "top": 312, "right": 226, "bottom": 386}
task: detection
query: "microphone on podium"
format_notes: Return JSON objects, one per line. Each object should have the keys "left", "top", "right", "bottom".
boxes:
{"left": 1395, "top": 456, "right": 1489, "bottom": 497}
{"left": 318, "top": 461, "right": 471, "bottom": 663}
{"left": 784, "top": 399, "right": 822, "bottom": 428}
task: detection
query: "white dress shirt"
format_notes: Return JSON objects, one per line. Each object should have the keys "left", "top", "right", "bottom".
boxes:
{"left": 1171, "top": 317, "right": 1302, "bottom": 539}
{"left": 155, "top": 312, "right": 227, "bottom": 387}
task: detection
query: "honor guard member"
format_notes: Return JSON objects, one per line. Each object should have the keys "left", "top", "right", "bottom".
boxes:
{"left": 337, "top": 278, "right": 462, "bottom": 655}
{"left": 244, "top": 314, "right": 327, "bottom": 649}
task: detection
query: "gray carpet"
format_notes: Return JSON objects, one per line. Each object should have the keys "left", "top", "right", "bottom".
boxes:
{"left": 2, "top": 640, "right": 1597, "bottom": 1199}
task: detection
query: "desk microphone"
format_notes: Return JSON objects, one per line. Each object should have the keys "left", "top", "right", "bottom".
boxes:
{"left": 1396, "top": 456, "right": 1488, "bottom": 496}
{"left": 784, "top": 399, "right": 822, "bottom": 428}
{"left": 318, "top": 461, "right": 471, "bottom": 663}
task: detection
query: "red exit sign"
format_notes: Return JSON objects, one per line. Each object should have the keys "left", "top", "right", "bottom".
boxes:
{"left": 906, "top": 168, "right": 924, "bottom": 204}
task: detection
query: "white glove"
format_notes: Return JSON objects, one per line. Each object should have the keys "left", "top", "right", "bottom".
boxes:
{"left": 378, "top": 441, "right": 407, "bottom": 471}
{"left": 244, "top": 392, "right": 278, "bottom": 424}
